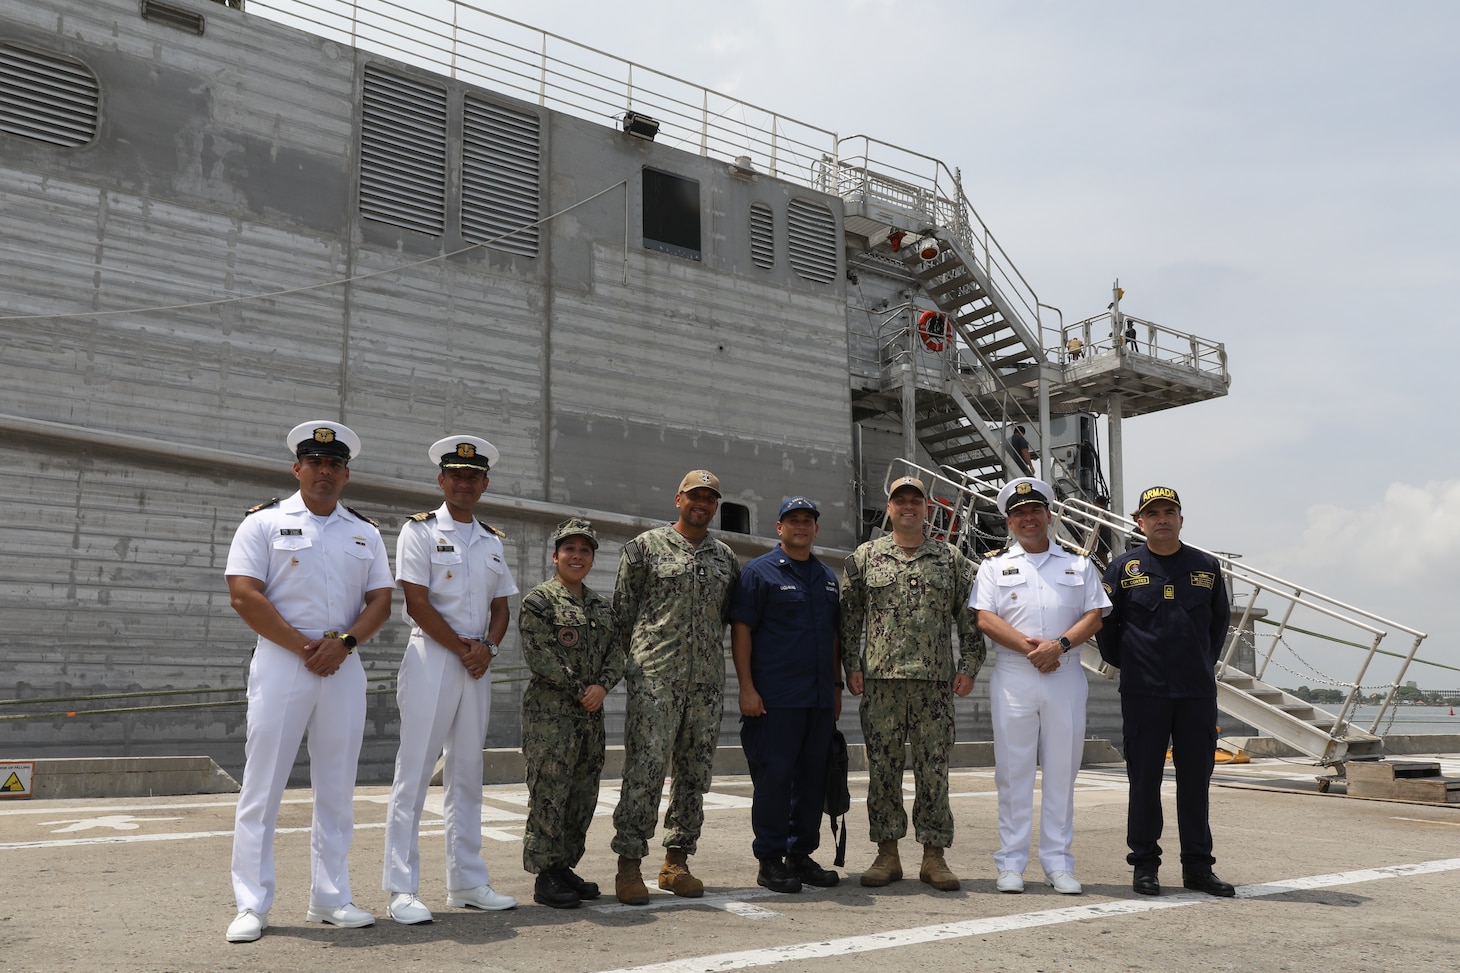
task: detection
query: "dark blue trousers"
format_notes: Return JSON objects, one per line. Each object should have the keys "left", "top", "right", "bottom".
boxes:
{"left": 740, "top": 707, "right": 834, "bottom": 861}
{"left": 1122, "top": 693, "right": 1218, "bottom": 870}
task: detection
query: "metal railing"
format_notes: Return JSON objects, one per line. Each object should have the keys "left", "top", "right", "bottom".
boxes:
{"left": 1060, "top": 311, "right": 1230, "bottom": 386}
{"left": 245, "top": 0, "right": 838, "bottom": 184}
{"left": 829, "top": 136, "right": 1049, "bottom": 348}
{"left": 877, "top": 457, "right": 1430, "bottom": 747}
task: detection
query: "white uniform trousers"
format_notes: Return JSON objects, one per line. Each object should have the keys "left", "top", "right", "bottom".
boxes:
{"left": 382, "top": 633, "right": 492, "bottom": 894}
{"left": 232, "top": 640, "right": 366, "bottom": 913}
{"left": 989, "top": 648, "right": 1088, "bottom": 874}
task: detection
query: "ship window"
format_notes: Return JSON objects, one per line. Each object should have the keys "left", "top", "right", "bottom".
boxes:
{"left": 720, "top": 502, "right": 750, "bottom": 534}
{"left": 642, "top": 168, "right": 701, "bottom": 261}
{"left": 0, "top": 44, "right": 99, "bottom": 148}
{"left": 787, "top": 198, "right": 838, "bottom": 283}
{"left": 359, "top": 66, "right": 447, "bottom": 235}
{"left": 462, "top": 96, "right": 541, "bottom": 257}
{"left": 749, "top": 203, "right": 774, "bottom": 269}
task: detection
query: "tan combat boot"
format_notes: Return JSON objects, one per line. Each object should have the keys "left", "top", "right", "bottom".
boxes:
{"left": 658, "top": 848, "right": 705, "bottom": 897}
{"left": 919, "top": 844, "right": 960, "bottom": 891}
{"left": 615, "top": 855, "right": 650, "bottom": 905}
{"left": 860, "top": 840, "right": 903, "bottom": 887}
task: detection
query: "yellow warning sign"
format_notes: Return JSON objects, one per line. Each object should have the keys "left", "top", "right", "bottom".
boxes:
{"left": 1, "top": 761, "right": 35, "bottom": 799}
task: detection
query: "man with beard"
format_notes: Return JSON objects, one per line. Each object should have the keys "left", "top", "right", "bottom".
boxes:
{"left": 610, "top": 471, "right": 740, "bottom": 903}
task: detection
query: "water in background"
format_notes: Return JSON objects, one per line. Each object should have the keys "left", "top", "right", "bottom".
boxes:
{"left": 1345, "top": 703, "right": 1460, "bottom": 737}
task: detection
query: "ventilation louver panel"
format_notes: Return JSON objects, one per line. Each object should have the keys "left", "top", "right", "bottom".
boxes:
{"left": 462, "top": 97, "right": 541, "bottom": 257}
{"left": 787, "top": 198, "right": 837, "bottom": 283}
{"left": 749, "top": 202, "right": 774, "bottom": 269}
{"left": 0, "top": 44, "right": 99, "bottom": 148}
{"left": 359, "top": 67, "right": 447, "bottom": 235}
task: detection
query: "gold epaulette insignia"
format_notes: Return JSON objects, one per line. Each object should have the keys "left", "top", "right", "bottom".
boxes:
{"left": 244, "top": 498, "right": 280, "bottom": 516}
{"left": 1058, "top": 541, "right": 1089, "bottom": 557}
{"left": 479, "top": 520, "right": 507, "bottom": 538}
{"left": 409, "top": 511, "right": 436, "bottom": 522}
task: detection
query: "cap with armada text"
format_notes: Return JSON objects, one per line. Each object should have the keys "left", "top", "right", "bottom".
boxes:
{"left": 1135, "top": 486, "right": 1182, "bottom": 515}
{"left": 996, "top": 477, "right": 1054, "bottom": 514}
{"left": 550, "top": 516, "right": 599, "bottom": 550}
{"left": 287, "top": 420, "right": 361, "bottom": 462}
{"left": 677, "top": 470, "right": 722, "bottom": 497}
{"left": 778, "top": 496, "right": 820, "bottom": 520}
{"left": 429, "top": 435, "right": 498, "bottom": 472}
{"left": 888, "top": 476, "right": 926, "bottom": 498}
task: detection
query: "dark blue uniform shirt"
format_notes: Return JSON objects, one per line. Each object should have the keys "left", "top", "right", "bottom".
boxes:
{"left": 1097, "top": 543, "right": 1230, "bottom": 698}
{"left": 729, "top": 548, "right": 840, "bottom": 708}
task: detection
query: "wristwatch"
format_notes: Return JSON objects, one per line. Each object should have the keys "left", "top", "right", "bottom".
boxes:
{"left": 482, "top": 639, "right": 498, "bottom": 658}
{"left": 1057, "top": 636, "right": 1072, "bottom": 653}
{"left": 323, "top": 631, "right": 357, "bottom": 654}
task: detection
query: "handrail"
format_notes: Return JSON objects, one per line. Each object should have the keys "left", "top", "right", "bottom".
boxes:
{"left": 244, "top": 0, "right": 839, "bottom": 183}
{"left": 1059, "top": 310, "right": 1230, "bottom": 386}
{"left": 881, "top": 460, "right": 1431, "bottom": 752}
{"left": 831, "top": 135, "right": 1048, "bottom": 347}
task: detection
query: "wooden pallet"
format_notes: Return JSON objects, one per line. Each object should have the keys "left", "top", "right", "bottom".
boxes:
{"left": 1345, "top": 759, "right": 1460, "bottom": 803}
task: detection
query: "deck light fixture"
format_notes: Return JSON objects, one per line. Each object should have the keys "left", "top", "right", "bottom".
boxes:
{"left": 916, "top": 235, "right": 940, "bottom": 260}
{"left": 622, "top": 111, "right": 660, "bottom": 141}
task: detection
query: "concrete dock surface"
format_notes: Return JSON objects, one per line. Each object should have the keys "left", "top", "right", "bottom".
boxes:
{"left": 3, "top": 756, "right": 1458, "bottom": 972}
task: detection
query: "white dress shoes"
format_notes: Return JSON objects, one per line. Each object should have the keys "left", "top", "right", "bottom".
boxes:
{"left": 995, "top": 870, "right": 1024, "bottom": 893}
{"left": 226, "top": 909, "right": 268, "bottom": 943}
{"left": 446, "top": 884, "right": 518, "bottom": 911}
{"left": 1045, "top": 870, "right": 1083, "bottom": 895}
{"left": 387, "top": 892, "right": 434, "bottom": 925}
{"left": 305, "top": 902, "right": 376, "bottom": 927}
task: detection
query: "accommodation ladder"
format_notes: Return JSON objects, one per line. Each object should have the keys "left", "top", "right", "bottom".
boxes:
{"left": 879, "top": 459, "right": 1431, "bottom": 776}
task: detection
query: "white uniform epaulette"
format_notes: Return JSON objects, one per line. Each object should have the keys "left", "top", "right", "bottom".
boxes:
{"left": 478, "top": 520, "right": 506, "bottom": 538}
{"left": 1057, "top": 541, "right": 1089, "bottom": 557}
{"left": 983, "top": 546, "right": 1007, "bottom": 558}
{"left": 408, "top": 511, "right": 436, "bottom": 522}
{"left": 244, "top": 498, "right": 280, "bottom": 516}
{"left": 345, "top": 505, "right": 380, "bottom": 528}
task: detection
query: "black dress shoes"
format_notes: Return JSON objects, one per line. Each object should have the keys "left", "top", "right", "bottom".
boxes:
{"left": 534, "top": 869, "right": 582, "bottom": 909}
{"left": 1182, "top": 870, "right": 1236, "bottom": 897}
{"left": 757, "top": 857, "right": 803, "bottom": 894}
{"left": 787, "top": 853, "right": 841, "bottom": 888}
{"left": 1132, "top": 866, "right": 1160, "bottom": 896}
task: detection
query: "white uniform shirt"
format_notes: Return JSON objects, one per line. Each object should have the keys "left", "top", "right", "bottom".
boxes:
{"left": 225, "top": 490, "right": 394, "bottom": 640}
{"left": 395, "top": 502, "right": 518, "bottom": 639}
{"left": 971, "top": 541, "right": 1110, "bottom": 664}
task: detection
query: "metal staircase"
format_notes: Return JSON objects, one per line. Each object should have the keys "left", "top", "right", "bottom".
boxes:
{"left": 879, "top": 459, "right": 1428, "bottom": 771}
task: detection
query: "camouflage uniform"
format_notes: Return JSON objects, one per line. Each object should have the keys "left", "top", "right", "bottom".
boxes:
{"left": 520, "top": 576, "right": 625, "bottom": 874}
{"left": 840, "top": 535, "right": 982, "bottom": 847}
{"left": 610, "top": 525, "right": 740, "bottom": 859}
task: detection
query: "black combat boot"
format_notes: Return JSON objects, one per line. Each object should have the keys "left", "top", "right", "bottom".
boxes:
{"left": 534, "top": 869, "right": 582, "bottom": 909}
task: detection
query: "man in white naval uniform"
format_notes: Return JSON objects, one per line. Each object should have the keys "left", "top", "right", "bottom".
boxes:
{"left": 224, "top": 421, "right": 395, "bottom": 943}
{"left": 381, "top": 435, "right": 518, "bottom": 923}
{"left": 971, "top": 477, "right": 1109, "bottom": 896}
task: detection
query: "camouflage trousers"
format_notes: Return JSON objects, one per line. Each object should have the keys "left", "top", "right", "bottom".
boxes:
{"left": 521, "top": 686, "right": 606, "bottom": 873}
{"left": 610, "top": 676, "right": 723, "bottom": 860}
{"left": 860, "top": 678, "right": 955, "bottom": 847}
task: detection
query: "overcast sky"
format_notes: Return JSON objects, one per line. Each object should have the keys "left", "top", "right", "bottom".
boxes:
{"left": 276, "top": 1, "right": 1459, "bottom": 690}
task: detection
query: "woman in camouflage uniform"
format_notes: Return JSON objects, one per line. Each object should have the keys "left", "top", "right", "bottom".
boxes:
{"left": 519, "top": 518, "right": 625, "bottom": 908}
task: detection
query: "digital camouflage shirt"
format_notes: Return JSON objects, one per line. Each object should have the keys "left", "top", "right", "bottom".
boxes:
{"left": 612, "top": 524, "right": 740, "bottom": 686}
{"left": 839, "top": 535, "right": 983, "bottom": 682}
{"left": 519, "top": 576, "right": 625, "bottom": 704}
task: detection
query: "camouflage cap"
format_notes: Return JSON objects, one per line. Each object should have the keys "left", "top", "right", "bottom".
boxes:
{"left": 550, "top": 516, "right": 599, "bottom": 550}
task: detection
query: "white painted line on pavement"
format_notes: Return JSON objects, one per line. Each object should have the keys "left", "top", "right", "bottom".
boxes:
{"left": 595, "top": 857, "right": 1460, "bottom": 973}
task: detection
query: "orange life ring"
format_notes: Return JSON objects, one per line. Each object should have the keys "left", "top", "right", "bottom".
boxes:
{"left": 918, "top": 310, "right": 947, "bottom": 352}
